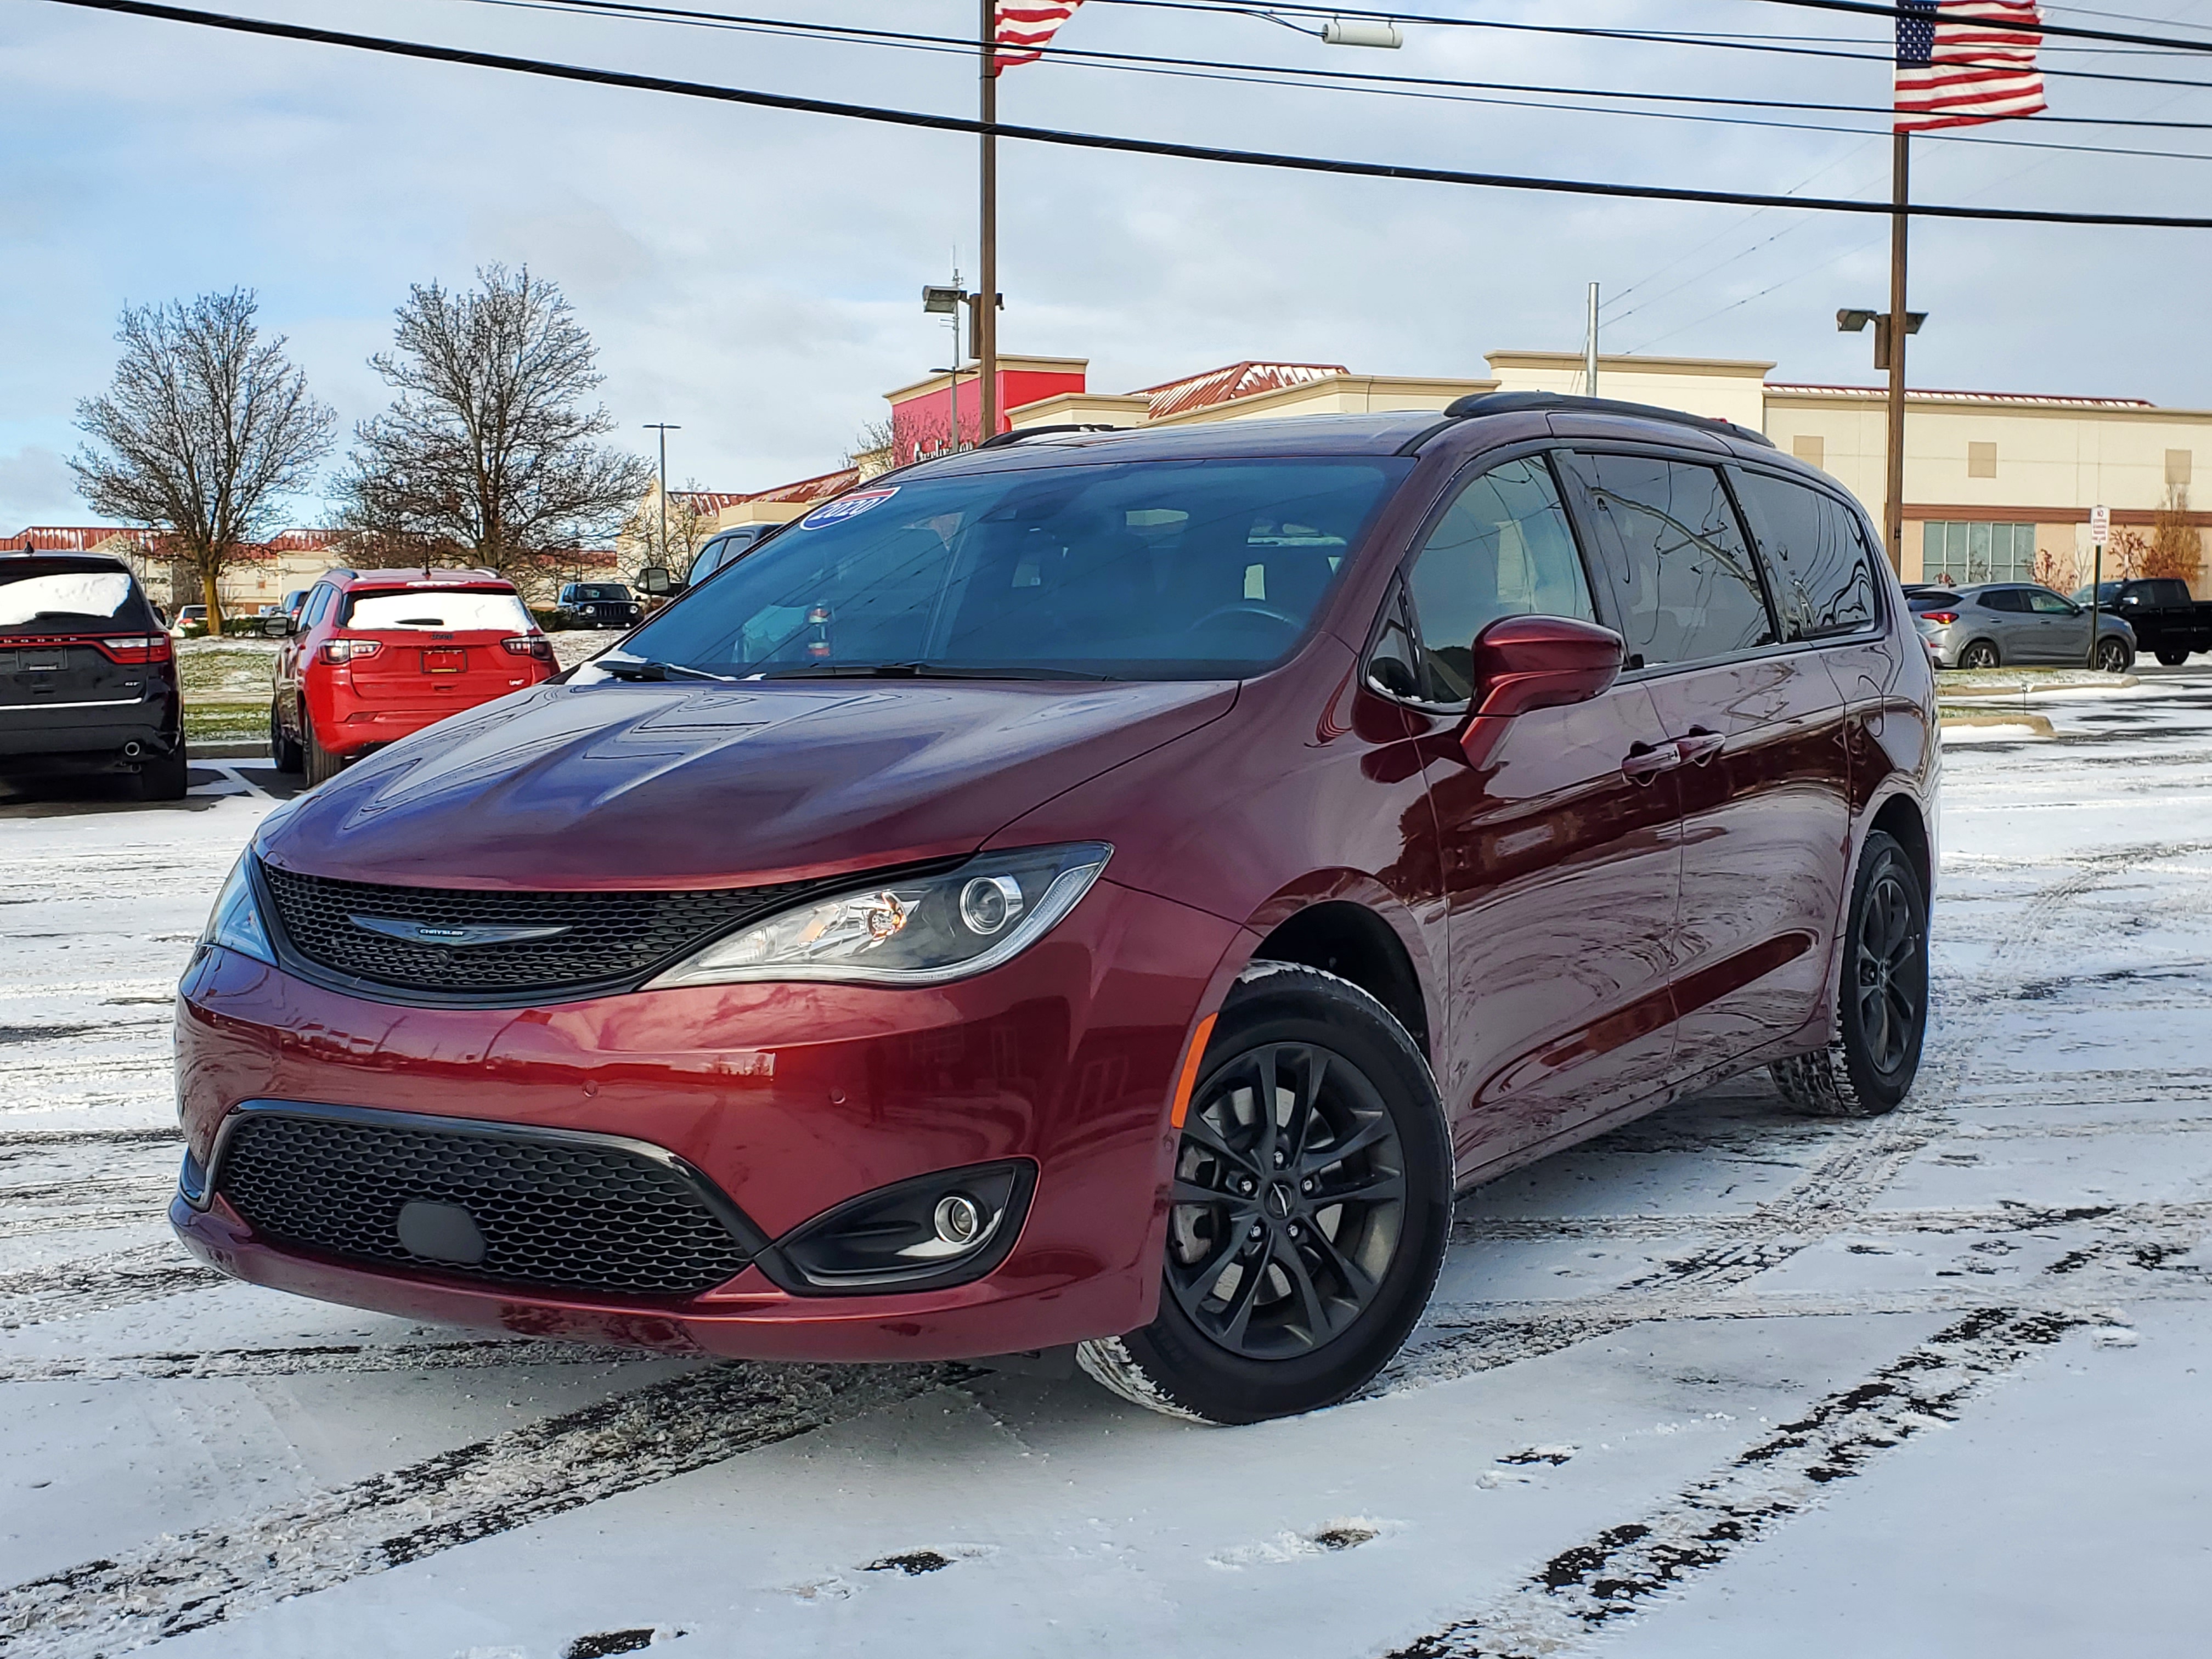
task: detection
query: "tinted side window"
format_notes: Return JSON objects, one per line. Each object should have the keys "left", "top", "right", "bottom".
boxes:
{"left": 1979, "top": 589, "right": 2024, "bottom": 613}
{"left": 1404, "top": 455, "right": 1595, "bottom": 702}
{"left": 303, "top": 584, "right": 337, "bottom": 627}
{"left": 1565, "top": 454, "right": 1776, "bottom": 668}
{"left": 1733, "top": 471, "right": 1880, "bottom": 641}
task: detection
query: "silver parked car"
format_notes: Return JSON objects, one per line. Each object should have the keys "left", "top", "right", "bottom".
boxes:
{"left": 1909, "top": 583, "right": 2135, "bottom": 671}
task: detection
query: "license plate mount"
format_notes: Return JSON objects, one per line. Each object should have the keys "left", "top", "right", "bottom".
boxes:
{"left": 422, "top": 647, "right": 467, "bottom": 674}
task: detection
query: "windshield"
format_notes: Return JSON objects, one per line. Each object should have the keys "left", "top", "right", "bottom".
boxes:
{"left": 604, "top": 459, "right": 1407, "bottom": 681}
{"left": 571, "top": 584, "right": 631, "bottom": 601}
{"left": 0, "top": 567, "right": 146, "bottom": 634}
{"left": 343, "top": 589, "right": 533, "bottom": 632}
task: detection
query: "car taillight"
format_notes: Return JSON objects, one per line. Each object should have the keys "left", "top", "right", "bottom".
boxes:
{"left": 1920, "top": 611, "right": 1959, "bottom": 625}
{"left": 93, "top": 635, "right": 173, "bottom": 665}
{"left": 319, "top": 639, "right": 384, "bottom": 664}
{"left": 501, "top": 635, "right": 555, "bottom": 659}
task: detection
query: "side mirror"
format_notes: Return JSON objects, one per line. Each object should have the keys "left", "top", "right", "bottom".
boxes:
{"left": 637, "top": 566, "right": 678, "bottom": 597}
{"left": 263, "top": 614, "right": 296, "bottom": 637}
{"left": 1466, "top": 614, "right": 1625, "bottom": 723}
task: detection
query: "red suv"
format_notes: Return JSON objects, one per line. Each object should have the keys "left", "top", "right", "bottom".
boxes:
{"left": 269, "top": 568, "right": 556, "bottom": 783}
{"left": 177, "top": 396, "right": 1937, "bottom": 1423}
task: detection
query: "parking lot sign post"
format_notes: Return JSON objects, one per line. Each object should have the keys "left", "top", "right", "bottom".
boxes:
{"left": 2087, "top": 504, "right": 2110, "bottom": 670}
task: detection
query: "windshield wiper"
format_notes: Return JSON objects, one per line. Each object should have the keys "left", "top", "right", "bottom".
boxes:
{"left": 595, "top": 657, "right": 738, "bottom": 684}
{"left": 755, "top": 661, "right": 1109, "bottom": 681}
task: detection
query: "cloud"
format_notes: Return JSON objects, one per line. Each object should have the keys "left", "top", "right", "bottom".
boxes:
{"left": 2, "top": 0, "right": 2208, "bottom": 515}
{"left": 0, "top": 445, "right": 77, "bottom": 531}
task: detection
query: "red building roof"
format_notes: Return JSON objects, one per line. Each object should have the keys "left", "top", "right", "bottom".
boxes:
{"left": 1133, "top": 361, "right": 1350, "bottom": 421}
{"left": 5, "top": 525, "right": 158, "bottom": 554}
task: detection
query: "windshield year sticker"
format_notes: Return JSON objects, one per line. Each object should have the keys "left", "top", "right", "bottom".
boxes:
{"left": 800, "top": 488, "right": 899, "bottom": 529}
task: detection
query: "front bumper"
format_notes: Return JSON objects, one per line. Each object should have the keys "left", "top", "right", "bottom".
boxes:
{"left": 172, "top": 878, "right": 1244, "bottom": 1361}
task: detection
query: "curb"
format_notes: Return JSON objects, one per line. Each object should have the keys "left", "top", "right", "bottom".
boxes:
{"left": 193, "top": 742, "right": 274, "bottom": 760}
{"left": 1938, "top": 712, "right": 2056, "bottom": 736}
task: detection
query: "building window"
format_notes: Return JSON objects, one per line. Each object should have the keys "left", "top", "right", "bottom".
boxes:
{"left": 1791, "top": 435, "right": 1825, "bottom": 469}
{"left": 1968, "top": 442, "right": 1998, "bottom": 479}
{"left": 1923, "top": 521, "right": 2036, "bottom": 585}
{"left": 2168, "top": 449, "right": 2194, "bottom": 488}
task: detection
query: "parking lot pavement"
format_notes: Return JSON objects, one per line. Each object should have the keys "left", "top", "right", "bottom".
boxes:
{"left": 4, "top": 673, "right": 2211, "bottom": 1658}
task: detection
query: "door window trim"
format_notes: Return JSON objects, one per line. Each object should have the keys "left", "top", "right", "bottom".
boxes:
{"left": 1725, "top": 461, "right": 1892, "bottom": 646}
{"left": 1360, "top": 443, "right": 1604, "bottom": 714}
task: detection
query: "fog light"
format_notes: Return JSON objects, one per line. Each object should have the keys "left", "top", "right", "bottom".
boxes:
{"left": 764, "top": 1160, "right": 1035, "bottom": 1294}
{"left": 933, "top": 1193, "right": 984, "bottom": 1246}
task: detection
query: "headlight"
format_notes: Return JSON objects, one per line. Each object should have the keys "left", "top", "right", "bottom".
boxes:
{"left": 648, "top": 842, "right": 1111, "bottom": 990}
{"left": 198, "top": 851, "right": 275, "bottom": 968}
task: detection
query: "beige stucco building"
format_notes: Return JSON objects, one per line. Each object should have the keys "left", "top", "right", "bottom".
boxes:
{"left": 995, "top": 349, "right": 2211, "bottom": 594}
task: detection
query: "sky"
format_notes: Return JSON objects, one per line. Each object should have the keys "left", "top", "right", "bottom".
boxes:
{"left": 5, "top": 0, "right": 2212, "bottom": 532}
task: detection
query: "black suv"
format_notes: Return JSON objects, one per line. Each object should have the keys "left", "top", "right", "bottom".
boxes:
{"left": 0, "top": 554, "right": 187, "bottom": 798}
{"left": 554, "top": 582, "right": 643, "bottom": 629}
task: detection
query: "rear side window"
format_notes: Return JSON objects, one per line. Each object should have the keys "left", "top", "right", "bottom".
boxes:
{"left": 342, "top": 589, "right": 532, "bottom": 632}
{"left": 1564, "top": 454, "right": 1776, "bottom": 668}
{"left": 1733, "top": 471, "right": 1881, "bottom": 641}
{"left": 1404, "top": 455, "right": 1595, "bottom": 701}
{"left": 1979, "top": 589, "right": 2027, "bottom": 612}
{"left": 0, "top": 565, "right": 149, "bottom": 634}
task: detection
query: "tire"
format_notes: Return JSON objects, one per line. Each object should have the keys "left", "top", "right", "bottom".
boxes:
{"left": 1957, "top": 639, "right": 2000, "bottom": 670}
{"left": 303, "top": 718, "right": 344, "bottom": 787}
{"left": 133, "top": 739, "right": 189, "bottom": 802}
{"left": 2095, "top": 636, "right": 2134, "bottom": 674}
{"left": 2155, "top": 647, "right": 2191, "bottom": 668}
{"left": 1771, "top": 830, "right": 1929, "bottom": 1119}
{"left": 1075, "top": 962, "right": 1451, "bottom": 1424}
{"left": 269, "top": 698, "right": 303, "bottom": 773}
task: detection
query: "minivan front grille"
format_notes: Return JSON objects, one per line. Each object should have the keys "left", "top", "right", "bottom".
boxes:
{"left": 216, "top": 1110, "right": 758, "bottom": 1299}
{"left": 257, "top": 861, "right": 815, "bottom": 998}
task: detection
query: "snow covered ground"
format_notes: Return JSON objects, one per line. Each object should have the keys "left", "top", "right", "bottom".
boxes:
{"left": 5, "top": 673, "right": 2211, "bottom": 1659}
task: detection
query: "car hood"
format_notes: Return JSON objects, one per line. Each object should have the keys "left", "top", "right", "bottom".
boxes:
{"left": 262, "top": 678, "right": 1237, "bottom": 889}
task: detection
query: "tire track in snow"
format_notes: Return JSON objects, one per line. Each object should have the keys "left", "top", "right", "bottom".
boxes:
{"left": 1381, "top": 1306, "right": 2091, "bottom": 1659}
{"left": 0, "top": 1338, "right": 672, "bottom": 1385}
{"left": 0, "top": 1361, "right": 963, "bottom": 1658}
{"left": 0, "top": 1244, "right": 221, "bottom": 1327}
{"left": 1382, "top": 1203, "right": 2212, "bottom": 1658}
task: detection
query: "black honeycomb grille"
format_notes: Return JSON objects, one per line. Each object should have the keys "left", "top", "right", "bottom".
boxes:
{"left": 217, "top": 1113, "right": 756, "bottom": 1298}
{"left": 258, "top": 861, "right": 815, "bottom": 997}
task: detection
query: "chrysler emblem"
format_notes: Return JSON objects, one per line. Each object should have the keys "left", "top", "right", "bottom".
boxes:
{"left": 349, "top": 915, "right": 572, "bottom": 948}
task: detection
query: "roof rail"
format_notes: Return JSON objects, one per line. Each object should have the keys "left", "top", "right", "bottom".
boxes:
{"left": 1438, "top": 390, "right": 1776, "bottom": 449}
{"left": 974, "top": 423, "right": 1127, "bottom": 450}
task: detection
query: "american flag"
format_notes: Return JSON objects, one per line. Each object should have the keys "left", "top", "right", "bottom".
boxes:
{"left": 1895, "top": 1, "right": 2046, "bottom": 131}
{"left": 994, "top": 1, "right": 1086, "bottom": 70}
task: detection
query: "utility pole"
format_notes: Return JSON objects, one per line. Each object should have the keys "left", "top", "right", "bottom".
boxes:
{"left": 1884, "top": 132, "right": 1911, "bottom": 574}
{"left": 1584, "top": 282, "right": 1600, "bottom": 399}
{"left": 643, "top": 422, "right": 680, "bottom": 569}
{"left": 978, "top": 0, "right": 1000, "bottom": 441}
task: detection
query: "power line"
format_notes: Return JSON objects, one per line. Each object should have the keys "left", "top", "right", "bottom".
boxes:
{"left": 1091, "top": 0, "right": 2212, "bottom": 90}
{"left": 455, "top": 0, "right": 2212, "bottom": 133}
{"left": 1741, "top": 0, "right": 2212, "bottom": 52}
{"left": 35, "top": 0, "right": 2212, "bottom": 228}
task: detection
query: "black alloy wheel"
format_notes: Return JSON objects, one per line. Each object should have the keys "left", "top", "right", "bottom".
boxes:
{"left": 1166, "top": 1040, "right": 1406, "bottom": 1361}
{"left": 1076, "top": 962, "right": 1451, "bottom": 1424}
{"left": 2095, "top": 636, "right": 2132, "bottom": 674}
{"left": 1852, "top": 858, "right": 1922, "bottom": 1078}
{"left": 1773, "top": 829, "right": 1929, "bottom": 1118}
{"left": 1959, "top": 639, "right": 2000, "bottom": 669}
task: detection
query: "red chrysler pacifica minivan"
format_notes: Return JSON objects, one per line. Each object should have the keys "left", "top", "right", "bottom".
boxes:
{"left": 176, "top": 394, "right": 1938, "bottom": 1423}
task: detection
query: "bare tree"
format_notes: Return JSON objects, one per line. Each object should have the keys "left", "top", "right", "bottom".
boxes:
{"left": 618, "top": 482, "right": 712, "bottom": 584}
{"left": 71, "top": 290, "right": 334, "bottom": 628}
{"left": 337, "top": 266, "right": 653, "bottom": 585}
{"left": 2034, "top": 544, "right": 2081, "bottom": 594}
{"left": 2145, "top": 492, "right": 2205, "bottom": 588}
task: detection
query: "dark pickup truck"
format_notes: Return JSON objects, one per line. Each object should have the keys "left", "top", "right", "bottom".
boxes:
{"left": 2072, "top": 577, "right": 2212, "bottom": 665}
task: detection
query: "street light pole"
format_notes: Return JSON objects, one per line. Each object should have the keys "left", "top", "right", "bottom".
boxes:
{"left": 1884, "top": 132, "right": 1911, "bottom": 575}
{"left": 643, "top": 423, "right": 680, "bottom": 569}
